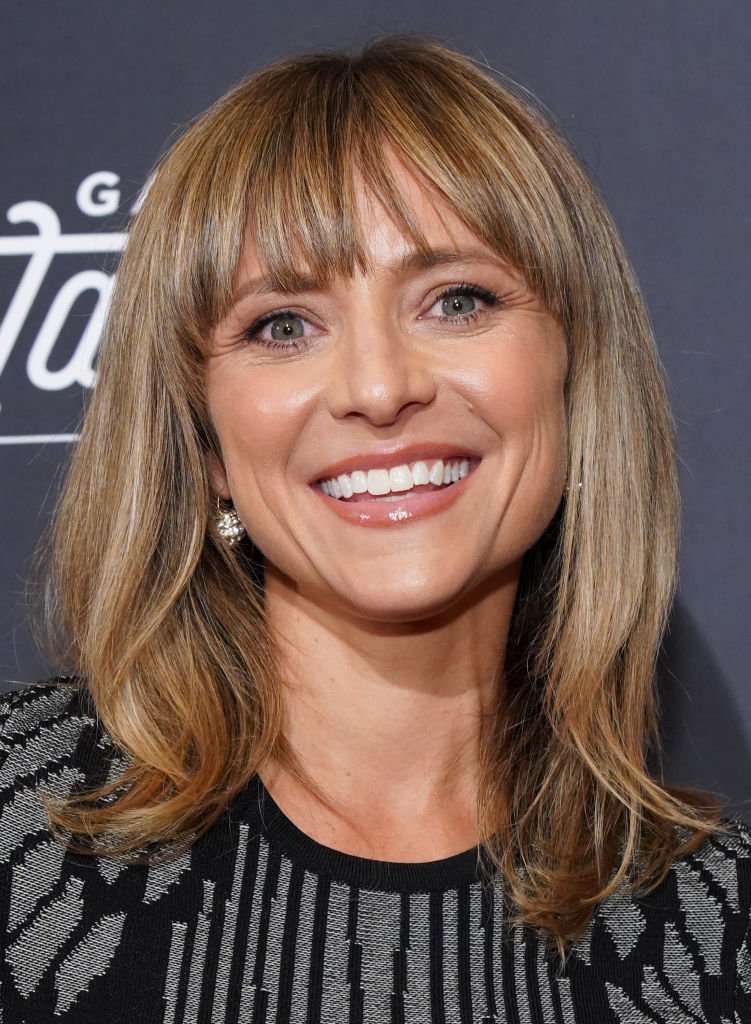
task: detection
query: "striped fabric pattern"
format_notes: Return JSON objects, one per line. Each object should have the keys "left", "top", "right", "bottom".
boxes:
{"left": 1, "top": 682, "right": 750, "bottom": 1023}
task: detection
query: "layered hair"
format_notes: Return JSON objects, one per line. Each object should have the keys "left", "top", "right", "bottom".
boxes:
{"left": 42, "top": 34, "right": 723, "bottom": 953}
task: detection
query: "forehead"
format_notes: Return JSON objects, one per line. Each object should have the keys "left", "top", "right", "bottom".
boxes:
{"left": 236, "top": 155, "right": 503, "bottom": 289}
{"left": 352, "top": 161, "right": 483, "bottom": 269}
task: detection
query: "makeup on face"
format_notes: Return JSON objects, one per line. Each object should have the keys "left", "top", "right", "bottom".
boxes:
{"left": 310, "top": 448, "right": 482, "bottom": 528}
{"left": 204, "top": 157, "right": 567, "bottom": 621}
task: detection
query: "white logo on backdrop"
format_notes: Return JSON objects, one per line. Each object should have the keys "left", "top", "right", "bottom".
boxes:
{"left": 0, "top": 172, "right": 141, "bottom": 445}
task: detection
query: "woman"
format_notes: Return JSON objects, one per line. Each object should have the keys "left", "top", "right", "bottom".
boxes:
{"left": 1, "top": 34, "right": 749, "bottom": 1023}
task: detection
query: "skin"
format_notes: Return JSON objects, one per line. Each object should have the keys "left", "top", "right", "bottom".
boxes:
{"left": 205, "top": 158, "right": 569, "bottom": 860}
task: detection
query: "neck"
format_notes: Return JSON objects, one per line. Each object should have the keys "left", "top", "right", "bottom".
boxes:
{"left": 261, "top": 562, "right": 518, "bottom": 840}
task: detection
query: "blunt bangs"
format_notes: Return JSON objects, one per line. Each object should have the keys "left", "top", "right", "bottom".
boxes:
{"left": 147, "top": 39, "right": 584, "bottom": 359}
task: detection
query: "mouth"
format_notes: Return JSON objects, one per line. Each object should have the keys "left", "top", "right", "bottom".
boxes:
{"left": 316, "top": 456, "right": 480, "bottom": 501}
{"left": 310, "top": 456, "right": 482, "bottom": 527}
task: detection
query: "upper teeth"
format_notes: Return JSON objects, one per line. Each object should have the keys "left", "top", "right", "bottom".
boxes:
{"left": 320, "top": 458, "right": 470, "bottom": 499}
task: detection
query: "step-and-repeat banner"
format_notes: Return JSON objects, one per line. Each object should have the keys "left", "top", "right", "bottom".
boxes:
{"left": 1, "top": 3, "right": 748, "bottom": 817}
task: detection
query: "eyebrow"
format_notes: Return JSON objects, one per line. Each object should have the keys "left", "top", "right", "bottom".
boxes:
{"left": 231, "top": 247, "right": 510, "bottom": 304}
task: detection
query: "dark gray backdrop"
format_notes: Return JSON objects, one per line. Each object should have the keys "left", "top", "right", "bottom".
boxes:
{"left": 1, "top": 1, "right": 748, "bottom": 819}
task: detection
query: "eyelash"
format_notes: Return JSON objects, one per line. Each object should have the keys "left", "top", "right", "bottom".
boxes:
{"left": 240, "top": 282, "right": 503, "bottom": 353}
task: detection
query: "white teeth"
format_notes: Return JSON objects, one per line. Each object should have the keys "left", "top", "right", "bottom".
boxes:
{"left": 367, "top": 468, "right": 391, "bottom": 495}
{"left": 389, "top": 465, "right": 413, "bottom": 492}
{"left": 320, "top": 457, "right": 473, "bottom": 500}
{"left": 350, "top": 470, "right": 368, "bottom": 493}
{"left": 412, "top": 460, "right": 430, "bottom": 485}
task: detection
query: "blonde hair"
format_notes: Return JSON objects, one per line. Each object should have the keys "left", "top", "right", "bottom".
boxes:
{"left": 42, "top": 34, "right": 723, "bottom": 954}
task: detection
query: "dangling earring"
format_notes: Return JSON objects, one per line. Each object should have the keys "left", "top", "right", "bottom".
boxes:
{"left": 563, "top": 479, "right": 583, "bottom": 497}
{"left": 214, "top": 496, "right": 246, "bottom": 546}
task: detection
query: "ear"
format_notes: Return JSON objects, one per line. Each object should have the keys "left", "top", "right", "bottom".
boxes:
{"left": 206, "top": 450, "right": 231, "bottom": 500}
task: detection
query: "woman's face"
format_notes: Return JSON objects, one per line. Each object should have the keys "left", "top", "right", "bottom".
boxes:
{"left": 205, "top": 159, "right": 568, "bottom": 621}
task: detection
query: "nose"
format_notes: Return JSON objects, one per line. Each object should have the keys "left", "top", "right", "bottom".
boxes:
{"left": 326, "top": 317, "right": 438, "bottom": 426}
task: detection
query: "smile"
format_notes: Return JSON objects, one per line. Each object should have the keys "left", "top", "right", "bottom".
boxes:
{"left": 320, "top": 458, "right": 472, "bottom": 500}
{"left": 311, "top": 457, "right": 481, "bottom": 527}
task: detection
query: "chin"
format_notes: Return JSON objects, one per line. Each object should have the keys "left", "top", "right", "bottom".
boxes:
{"left": 330, "top": 570, "right": 486, "bottom": 625}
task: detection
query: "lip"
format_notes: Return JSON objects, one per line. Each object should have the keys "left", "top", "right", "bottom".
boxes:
{"left": 309, "top": 443, "right": 483, "bottom": 484}
{"left": 310, "top": 459, "right": 480, "bottom": 528}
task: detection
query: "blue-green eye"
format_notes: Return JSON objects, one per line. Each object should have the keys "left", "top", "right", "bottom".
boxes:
{"left": 441, "top": 293, "right": 478, "bottom": 316}
{"left": 242, "top": 309, "right": 309, "bottom": 350}
{"left": 432, "top": 283, "right": 501, "bottom": 322}
{"left": 268, "top": 315, "right": 305, "bottom": 341}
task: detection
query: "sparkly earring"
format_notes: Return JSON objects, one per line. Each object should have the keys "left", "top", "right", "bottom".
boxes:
{"left": 563, "top": 479, "right": 583, "bottom": 496}
{"left": 214, "top": 496, "right": 246, "bottom": 546}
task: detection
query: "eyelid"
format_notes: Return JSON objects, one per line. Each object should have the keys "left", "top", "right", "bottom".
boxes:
{"left": 241, "top": 280, "right": 503, "bottom": 349}
{"left": 421, "top": 281, "right": 503, "bottom": 317}
{"left": 242, "top": 305, "right": 321, "bottom": 343}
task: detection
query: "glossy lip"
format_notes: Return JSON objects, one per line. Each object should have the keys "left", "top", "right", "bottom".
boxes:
{"left": 310, "top": 459, "right": 480, "bottom": 528}
{"left": 308, "top": 443, "right": 483, "bottom": 484}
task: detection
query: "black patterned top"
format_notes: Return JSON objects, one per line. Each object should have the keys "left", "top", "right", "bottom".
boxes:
{"left": 1, "top": 681, "right": 750, "bottom": 1023}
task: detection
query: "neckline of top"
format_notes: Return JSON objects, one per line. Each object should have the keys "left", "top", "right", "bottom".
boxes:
{"left": 230, "top": 772, "right": 489, "bottom": 893}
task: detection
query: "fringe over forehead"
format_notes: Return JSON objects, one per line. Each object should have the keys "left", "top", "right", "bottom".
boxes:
{"left": 135, "top": 36, "right": 587, "bottom": 351}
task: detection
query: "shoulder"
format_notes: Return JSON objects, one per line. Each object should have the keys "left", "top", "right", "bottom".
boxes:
{"left": 679, "top": 816, "right": 751, "bottom": 948}
{"left": 646, "top": 815, "right": 751, "bottom": 927}
{"left": 0, "top": 679, "right": 118, "bottom": 860}
{"left": 0, "top": 678, "right": 98, "bottom": 780}
{"left": 690, "top": 814, "right": 751, "bottom": 866}
{"left": 678, "top": 815, "right": 751, "bottom": 918}
{"left": 675, "top": 813, "right": 751, "bottom": 869}
{"left": 0, "top": 677, "right": 89, "bottom": 731}
{"left": 567, "top": 817, "right": 751, "bottom": 1017}
{"left": 573, "top": 816, "right": 751, "bottom": 965}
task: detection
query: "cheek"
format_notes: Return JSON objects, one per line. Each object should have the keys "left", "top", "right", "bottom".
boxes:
{"left": 206, "top": 365, "right": 316, "bottom": 484}
{"left": 469, "top": 343, "right": 567, "bottom": 441}
{"left": 473, "top": 345, "right": 568, "bottom": 555}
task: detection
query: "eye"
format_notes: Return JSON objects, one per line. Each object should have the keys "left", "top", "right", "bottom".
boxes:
{"left": 241, "top": 310, "right": 314, "bottom": 351}
{"left": 424, "top": 283, "right": 502, "bottom": 324}
{"left": 441, "top": 293, "right": 476, "bottom": 316}
{"left": 265, "top": 314, "right": 305, "bottom": 342}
